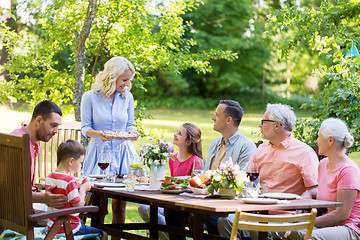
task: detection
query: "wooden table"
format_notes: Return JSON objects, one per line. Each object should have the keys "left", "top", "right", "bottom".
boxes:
{"left": 90, "top": 187, "right": 342, "bottom": 240}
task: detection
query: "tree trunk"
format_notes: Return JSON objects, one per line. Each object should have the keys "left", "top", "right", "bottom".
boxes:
{"left": 73, "top": 0, "right": 98, "bottom": 121}
{"left": 286, "top": 59, "right": 291, "bottom": 99}
{"left": 0, "top": 3, "right": 17, "bottom": 81}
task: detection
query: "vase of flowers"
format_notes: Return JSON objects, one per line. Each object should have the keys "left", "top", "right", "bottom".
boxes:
{"left": 140, "top": 138, "right": 174, "bottom": 189}
{"left": 207, "top": 157, "right": 249, "bottom": 199}
{"left": 219, "top": 188, "right": 238, "bottom": 199}
{"left": 149, "top": 163, "right": 166, "bottom": 189}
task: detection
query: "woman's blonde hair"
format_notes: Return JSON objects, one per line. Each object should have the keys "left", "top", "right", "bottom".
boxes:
{"left": 93, "top": 56, "right": 135, "bottom": 99}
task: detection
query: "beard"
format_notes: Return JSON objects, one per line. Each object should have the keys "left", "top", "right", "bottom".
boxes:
{"left": 37, "top": 124, "right": 54, "bottom": 142}
{"left": 38, "top": 133, "right": 54, "bottom": 142}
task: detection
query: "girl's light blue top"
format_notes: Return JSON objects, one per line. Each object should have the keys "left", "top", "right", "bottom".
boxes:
{"left": 81, "top": 89, "right": 137, "bottom": 176}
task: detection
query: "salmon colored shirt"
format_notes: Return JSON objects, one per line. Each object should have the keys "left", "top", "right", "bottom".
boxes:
{"left": 11, "top": 126, "right": 40, "bottom": 192}
{"left": 250, "top": 134, "right": 318, "bottom": 195}
{"left": 317, "top": 157, "right": 360, "bottom": 235}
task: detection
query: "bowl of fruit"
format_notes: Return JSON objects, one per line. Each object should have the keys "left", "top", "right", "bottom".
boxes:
{"left": 189, "top": 173, "right": 211, "bottom": 195}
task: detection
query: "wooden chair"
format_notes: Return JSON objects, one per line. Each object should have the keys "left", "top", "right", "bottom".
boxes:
{"left": 22, "top": 120, "right": 82, "bottom": 184}
{"left": 255, "top": 140, "right": 263, "bottom": 148}
{"left": 230, "top": 208, "right": 317, "bottom": 240}
{"left": 0, "top": 132, "right": 99, "bottom": 240}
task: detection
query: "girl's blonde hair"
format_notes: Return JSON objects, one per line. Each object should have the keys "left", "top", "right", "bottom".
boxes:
{"left": 93, "top": 56, "right": 135, "bottom": 99}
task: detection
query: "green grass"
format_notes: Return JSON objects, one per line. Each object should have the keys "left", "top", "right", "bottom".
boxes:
{"left": 1, "top": 104, "right": 359, "bottom": 238}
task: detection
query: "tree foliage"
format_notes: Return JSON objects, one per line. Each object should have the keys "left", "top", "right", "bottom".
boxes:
{"left": 181, "top": 0, "right": 262, "bottom": 97}
{"left": 0, "top": 0, "right": 236, "bottom": 117}
{"left": 269, "top": 0, "right": 360, "bottom": 152}
{"left": 134, "top": 0, "right": 329, "bottom": 110}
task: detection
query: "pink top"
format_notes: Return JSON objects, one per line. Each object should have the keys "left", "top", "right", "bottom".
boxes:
{"left": 46, "top": 172, "right": 81, "bottom": 234}
{"left": 11, "top": 126, "right": 40, "bottom": 192}
{"left": 169, "top": 153, "right": 202, "bottom": 177}
{"left": 251, "top": 134, "right": 318, "bottom": 195}
{"left": 317, "top": 157, "right": 360, "bottom": 234}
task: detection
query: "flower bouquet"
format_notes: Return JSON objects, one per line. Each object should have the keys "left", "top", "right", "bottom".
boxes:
{"left": 207, "top": 157, "right": 249, "bottom": 197}
{"left": 140, "top": 138, "right": 174, "bottom": 168}
{"left": 140, "top": 138, "right": 174, "bottom": 189}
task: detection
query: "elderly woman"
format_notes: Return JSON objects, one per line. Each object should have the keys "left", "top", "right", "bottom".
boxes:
{"left": 81, "top": 56, "right": 139, "bottom": 237}
{"left": 290, "top": 118, "right": 360, "bottom": 240}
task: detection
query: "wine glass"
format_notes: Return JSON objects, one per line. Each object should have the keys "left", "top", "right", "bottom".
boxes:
{"left": 98, "top": 157, "right": 110, "bottom": 176}
{"left": 244, "top": 161, "right": 260, "bottom": 197}
{"left": 192, "top": 159, "right": 204, "bottom": 177}
{"left": 98, "top": 143, "right": 112, "bottom": 177}
{"left": 244, "top": 161, "right": 259, "bottom": 183}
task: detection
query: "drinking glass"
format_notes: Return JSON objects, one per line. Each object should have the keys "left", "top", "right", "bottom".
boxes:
{"left": 98, "top": 158, "right": 110, "bottom": 175}
{"left": 98, "top": 143, "right": 112, "bottom": 177}
{"left": 244, "top": 161, "right": 259, "bottom": 183}
{"left": 244, "top": 181, "right": 260, "bottom": 198}
{"left": 124, "top": 178, "right": 136, "bottom": 192}
{"left": 106, "top": 163, "right": 117, "bottom": 183}
{"left": 192, "top": 159, "right": 204, "bottom": 177}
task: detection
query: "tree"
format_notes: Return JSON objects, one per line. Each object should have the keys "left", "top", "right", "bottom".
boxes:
{"left": 73, "top": 0, "right": 97, "bottom": 121}
{"left": 269, "top": 0, "right": 360, "bottom": 152}
{"left": 182, "top": 0, "right": 260, "bottom": 98}
{"left": 0, "top": 0, "right": 236, "bottom": 119}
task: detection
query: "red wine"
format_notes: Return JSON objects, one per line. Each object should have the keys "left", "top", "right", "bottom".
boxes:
{"left": 247, "top": 172, "right": 259, "bottom": 182}
{"left": 98, "top": 162, "right": 109, "bottom": 171}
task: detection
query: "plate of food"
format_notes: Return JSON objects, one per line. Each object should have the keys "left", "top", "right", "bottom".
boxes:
{"left": 88, "top": 174, "right": 106, "bottom": 179}
{"left": 242, "top": 198, "right": 278, "bottom": 204}
{"left": 160, "top": 189, "right": 183, "bottom": 194}
{"left": 137, "top": 183, "right": 149, "bottom": 186}
{"left": 94, "top": 182, "right": 125, "bottom": 188}
{"left": 263, "top": 193, "right": 300, "bottom": 200}
{"left": 159, "top": 177, "right": 190, "bottom": 193}
{"left": 189, "top": 186, "right": 209, "bottom": 195}
{"left": 102, "top": 131, "right": 140, "bottom": 141}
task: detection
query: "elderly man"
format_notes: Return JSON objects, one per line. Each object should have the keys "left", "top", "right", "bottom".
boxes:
{"left": 218, "top": 103, "right": 319, "bottom": 239}
{"left": 11, "top": 100, "right": 68, "bottom": 208}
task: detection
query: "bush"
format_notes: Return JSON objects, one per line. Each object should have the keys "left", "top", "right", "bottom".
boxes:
{"left": 136, "top": 91, "right": 307, "bottom": 111}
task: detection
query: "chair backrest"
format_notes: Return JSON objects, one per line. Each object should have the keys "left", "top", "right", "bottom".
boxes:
{"left": 230, "top": 208, "right": 317, "bottom": 240}
{"left": 255, "top": 140, "right": 263, "bottom": 148}
{"left": 0, "top": 133, "right": 35, "bottom": 237}
{"left": 22, "top": 120, "right": 82, "bottom": 182}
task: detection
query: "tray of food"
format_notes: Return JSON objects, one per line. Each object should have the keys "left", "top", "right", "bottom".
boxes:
{"left": 160, "top": 177, "right": 190, "bottom": 193}
{"left": 102, "top": 131, "right": 140, "bottom": 141}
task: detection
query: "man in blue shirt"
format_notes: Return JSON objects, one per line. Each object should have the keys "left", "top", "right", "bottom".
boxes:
{"left": 205, "top": 100, "right": 256, "bottom": 170}
{"left": 204, "top": 100, "right": 256, "bottom": 235}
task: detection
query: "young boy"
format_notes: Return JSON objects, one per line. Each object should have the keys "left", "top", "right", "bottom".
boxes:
{"left": 45, "top": 139, "right": 107, "bottom": 239}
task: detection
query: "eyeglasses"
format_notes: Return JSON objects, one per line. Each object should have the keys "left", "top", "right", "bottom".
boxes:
{"left": 261, "top": 119, "right": 277, "bottom": 125}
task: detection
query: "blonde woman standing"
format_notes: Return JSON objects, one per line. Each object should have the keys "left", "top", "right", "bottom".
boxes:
{"left": 81, "top": 56, "right": 139, "bottom": 230}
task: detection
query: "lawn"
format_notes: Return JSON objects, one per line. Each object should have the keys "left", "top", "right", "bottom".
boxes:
{"left": 1, "top": 104, "right": 359, "bottom": 238}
